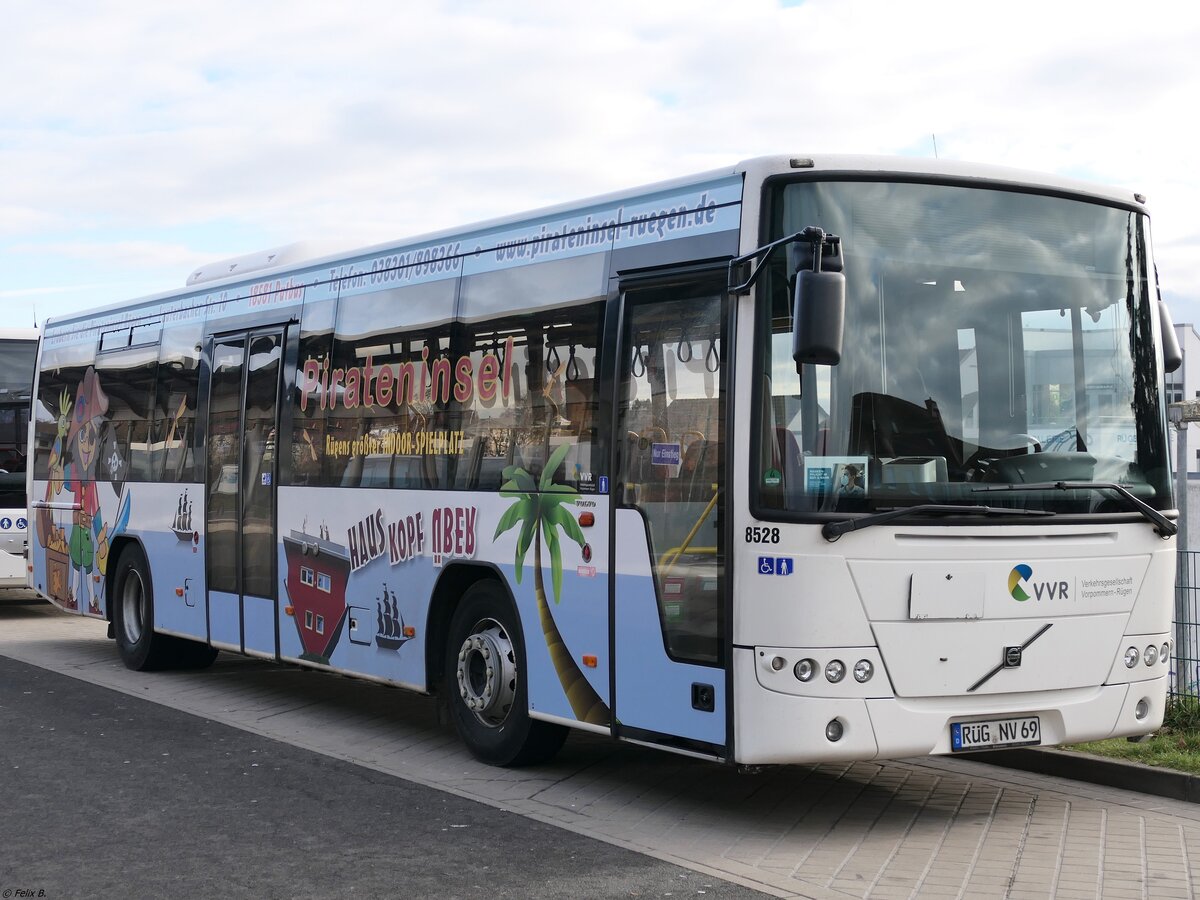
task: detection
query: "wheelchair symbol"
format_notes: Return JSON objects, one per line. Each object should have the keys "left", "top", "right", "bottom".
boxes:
{"left": 759, "top": 557, "right": 775, "bottom": 575}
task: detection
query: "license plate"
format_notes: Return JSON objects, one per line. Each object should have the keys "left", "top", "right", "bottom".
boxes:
{"left": 950, "top": 715, "right": 1040, "bottom": 752}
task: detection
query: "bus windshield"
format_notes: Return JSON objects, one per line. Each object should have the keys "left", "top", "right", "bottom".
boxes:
{"left": 756, "top": 180, "right": 1171, "bottom": 517}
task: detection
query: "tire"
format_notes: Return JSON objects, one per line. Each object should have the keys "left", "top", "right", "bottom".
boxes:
{"left": 112, "top": 544, "right": 174, "bottom": 671}
{"left": 444, "top": 581, "right": 567, "bottom": 767}
{"left": 173, "top": 639, "right": 219, "bottom": 670}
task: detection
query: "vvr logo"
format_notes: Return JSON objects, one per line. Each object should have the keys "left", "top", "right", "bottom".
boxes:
{"left": 1008, "top": 563, "right": 1070, "bottom": 602}
{"left": 1008, "top": 564, "right": 1032, "bottom": 601}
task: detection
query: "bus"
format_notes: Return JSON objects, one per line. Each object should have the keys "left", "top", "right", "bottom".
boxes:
{"left": 28, "top": 156, "right": 1180, "bottom": 766}
{"left": 1, "top": 328, "right": 37, "bottom": 588}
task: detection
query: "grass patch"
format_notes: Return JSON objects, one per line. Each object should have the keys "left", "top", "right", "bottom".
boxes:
{"left": 1064, "top": 695, "right": 1200, "bottom": 775}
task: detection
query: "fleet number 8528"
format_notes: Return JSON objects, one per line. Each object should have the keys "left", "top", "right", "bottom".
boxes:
{"left": 745, "top": 527, "right": 780, "bottom": 544}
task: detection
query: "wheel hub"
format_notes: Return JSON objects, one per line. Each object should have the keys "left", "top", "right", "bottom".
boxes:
{"left": 122, "top": 570, "right": 146, "bottom": 644}
{"left": 456, "top": 619, "right": 517, "bottom": 726}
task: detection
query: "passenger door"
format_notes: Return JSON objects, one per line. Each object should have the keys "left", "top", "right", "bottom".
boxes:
{"left": 611, "top": 270, "right": 729, "bottom": 754}
{"left": 205, "top": 327, "right": 286, "bottom": 658}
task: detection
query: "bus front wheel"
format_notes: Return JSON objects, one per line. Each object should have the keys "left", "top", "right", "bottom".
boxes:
{"left": 444, "top": 581, "right": 567, "bottom": 766}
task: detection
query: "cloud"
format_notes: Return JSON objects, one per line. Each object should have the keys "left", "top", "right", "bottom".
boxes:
{"left": 3, "top": 0, "right": 1200, "bottom": 324}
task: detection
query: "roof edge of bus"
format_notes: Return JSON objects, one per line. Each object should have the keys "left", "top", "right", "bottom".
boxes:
{"left": 0, "top": 328, "right": 39, "bottom": 340}
{"left": 44, "top": 161, "right": 747, "bottom": 331}
{"left": 43, "top": 154, "right": 1145, "bottom": 330}
{"left": 736, "top": 154, "right": 1145, "bottom": 208}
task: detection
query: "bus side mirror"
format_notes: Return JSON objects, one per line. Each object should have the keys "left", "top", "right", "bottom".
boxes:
{"left": 1160, "top": 302, "right": 1182, "bottom": 373}
{"left": 791, "top": 239, "right": 845, "bottom": 368}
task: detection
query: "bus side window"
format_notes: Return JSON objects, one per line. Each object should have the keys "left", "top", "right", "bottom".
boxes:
{"left": 34, "top": 341, "right": 98, "bottom": 481}
{"left": 96, "top": 345, "right": 159, "bottom": 482}
{"left": 323, "top": 282, "right": 456, "bottom": 490}
{"left": 457, "top": 302, "right": 603, "bottom": 493}
{"left": 154, "top": 320, "right": 203, "bottom": 483}
{"left": 289, "top": 296, "right": 336, "bottom": 487}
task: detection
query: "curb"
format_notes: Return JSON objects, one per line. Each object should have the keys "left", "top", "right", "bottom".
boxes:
{"left": 960, "top": 747, "right": 1200, "bottom": 804}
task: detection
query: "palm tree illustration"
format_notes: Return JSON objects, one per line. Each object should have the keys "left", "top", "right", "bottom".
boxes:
{"left": 494, "top": 442, "right": 609, "bottom": 725}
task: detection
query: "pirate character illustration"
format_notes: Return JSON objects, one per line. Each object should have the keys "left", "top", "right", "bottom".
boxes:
{"left": 62, "top": 367, "right": 111, "bottom": 614}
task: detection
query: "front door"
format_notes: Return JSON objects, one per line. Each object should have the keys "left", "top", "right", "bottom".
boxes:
{"left": 205, "top": 328, "right": 285, "bottom": 658}
{"left": 612, "top": 271, "right": 729, "bottom": 753}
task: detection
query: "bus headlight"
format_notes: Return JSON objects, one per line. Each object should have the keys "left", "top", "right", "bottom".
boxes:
{"left": 1162, "top": 642, "right": 1171, "bottom": 664}
{"left": 853, "top": 659, "right": 874, "bottom": 683}
{"left": 825, "top": 660, "right": 846, "bottom": 683}
{"left": 1124, "top": 647, "right": 1140, "bottom": 668}
{"left": 1144, "top": 644, "right": 1158, "bottom": 666}
{"left": 794, "top": 658, "right": 816, "bottom": 682}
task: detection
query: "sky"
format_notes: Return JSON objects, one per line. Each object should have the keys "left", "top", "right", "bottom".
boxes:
{"left": 4, "top": 0, "right": 1200, "bottom": 328}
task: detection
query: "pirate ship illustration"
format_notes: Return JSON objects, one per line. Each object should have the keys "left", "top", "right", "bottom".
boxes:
{"left": 172, "top": 490, "right": 195, "bottom": 541}
{"left": 374, "top": 582, "right": 412, "bottom": 651}
{"left": 282, "top": 523, "right": 351, "bottom": 664}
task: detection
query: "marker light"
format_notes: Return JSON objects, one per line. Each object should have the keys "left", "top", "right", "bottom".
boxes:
{"left": 1144, "top": 644, "right": 1159, "bottom": 666}
{"left": 825, "top": 660, "right": 846, "bottom": 683}
{"left": 825, "top": 719, "right": 844, "bottom": 742}
{"left": 794, "top": 658, "right": 816, "bottom": 682}
{"left": 1162, "top": 642, "right": 1171, "bottom": 664}
{"left": 1124, "top": 647, "right": 1140, "bottom": 668}
{"left": 853, "top": 659, "right": 874, "bottom": 683}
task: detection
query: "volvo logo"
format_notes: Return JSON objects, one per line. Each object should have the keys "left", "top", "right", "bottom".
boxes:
{"left": 967, "top": 624, "right": 1053, "bottom": 692}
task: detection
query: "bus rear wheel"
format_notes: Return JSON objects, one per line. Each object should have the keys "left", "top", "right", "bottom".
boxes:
{"left": 112, "top": 544, "right": 216, "bottom": 672}
{"left": 444, "top": 581, "right": 567, "bottom": 766}
{"left": 113, "top": 544, "right": 173, "bottom": 671}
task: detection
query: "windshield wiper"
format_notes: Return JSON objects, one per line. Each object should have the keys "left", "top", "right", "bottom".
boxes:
{"left": 822, "top": 504, "right": 1055, "bottom": 541}
{"left": 973, "top": 481, "right": 1176, "bottom": 537}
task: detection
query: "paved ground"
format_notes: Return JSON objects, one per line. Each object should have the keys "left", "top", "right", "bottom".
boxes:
{"left": 0, "top": 652, "right": 767, "bottom": 899}
{"left": 3, "top": 595, "right": 1200, "bottom": 899}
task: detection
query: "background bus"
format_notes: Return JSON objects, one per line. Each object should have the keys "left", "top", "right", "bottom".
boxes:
{"left": 27, "top": 156, "right": 1178, "bottom": 767}
{"left": 1, "top": 328, "right": 37, "bottom": 588}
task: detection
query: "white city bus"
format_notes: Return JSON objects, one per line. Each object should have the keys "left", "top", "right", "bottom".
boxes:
{"left": 1, "top": 328, "right": 38, "bottom": 588}
{"left": 28, "top": 156, "right": 1180, "bottom": 766}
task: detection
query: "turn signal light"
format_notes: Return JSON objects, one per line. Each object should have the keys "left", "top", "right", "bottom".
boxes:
{"left": 578, "top": 512, "right": 595, "bottom": 527}
{"left": 582, "top": 654, "right": 598, "bottom": 668}
{"left": 285, "top": 606, "right": 295, "bottom": 616}
{"left": 402, "top": 625, "right": 415, "bottom": 638}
